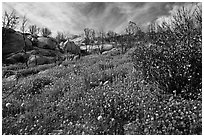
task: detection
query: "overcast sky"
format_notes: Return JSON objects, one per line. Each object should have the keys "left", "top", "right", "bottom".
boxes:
{"left": 2, "top": 2, "right": 200, "bottom": 36}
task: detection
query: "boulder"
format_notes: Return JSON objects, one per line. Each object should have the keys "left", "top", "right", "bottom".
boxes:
{"left": 28, "top": 47, "right": 62, "bottom": 57}
{"left": 80, "top": 44, "right": 113, "bottom": 54}
{"left": 63, "top": 40, "right": 81, "bottom": 55}
{"left": 4, "top": 52, "right": 30, "bottom": 64}
{"left": 102, "top": 48, "right": 120, "bottom": 56}
{"left": 27, "top": 55, "right": 56, "bottom": 66}
{"left": 37, "top": 37, "right": 57, "bottom": 50}
{"left": 2, "top": 27, "right": 32, "bottom": 56}
{"left": 101, "top": 44, "right": 114, "bottom": 52}
{"left": 27, "top": 34, "right": 38, "bottom": 47}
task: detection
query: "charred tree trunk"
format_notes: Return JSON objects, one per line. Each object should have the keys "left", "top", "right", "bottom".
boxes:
{"left": 22, "top": 34, "right": 29, "bottom": 68}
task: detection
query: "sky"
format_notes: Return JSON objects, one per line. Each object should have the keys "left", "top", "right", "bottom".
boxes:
{"left": 2, "top": 2, "right": 201, "bottom": 36}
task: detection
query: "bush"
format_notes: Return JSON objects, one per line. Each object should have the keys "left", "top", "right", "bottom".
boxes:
{"left": 132, "top": 5, "right": 202, "bottom": 100}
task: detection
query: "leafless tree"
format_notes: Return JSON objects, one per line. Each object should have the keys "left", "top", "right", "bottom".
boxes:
{"left": 28, "top": 24, "right": 40, "bottom": 36}
{"left": 20, "top": 15, "right": 29, "bottom": 68}
{"left": 89, "top": 29, "right": 96, "bottom": 51}
{"left": 84, "top": 28, "right": 91, "bottom": 52}
{"left": 125, "top": 21, "right": 141, "bottom": 50}
{"left": 107, "top": 31, "right": 116, "bottom": 42}
{"left": 2, "top": 10, "right": 19, "bottom": 29}
{"left": 99, "top": 30, "right": 105, "bottom": 54}
{"left": 55, "top": 31, "right": 67, "bottom": 43}
{"left": 84, "top": 28, "right": 96, "bottom": 53}
{"left": 41, "top": 27, "right": 52, "bottom": 37}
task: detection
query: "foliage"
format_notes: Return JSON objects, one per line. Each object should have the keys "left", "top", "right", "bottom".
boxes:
{"left": 132, "top": 5, "right": 202, "bottom": 99}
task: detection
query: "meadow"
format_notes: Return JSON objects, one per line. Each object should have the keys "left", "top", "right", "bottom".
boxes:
{"left": 2, "top": 47, "right": 202, "bottom": 134}
{"left": 2, "top": 4, "right": 202, "bottom": 135}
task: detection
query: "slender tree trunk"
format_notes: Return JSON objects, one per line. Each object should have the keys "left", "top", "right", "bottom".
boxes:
{"left": 22, "top": 34, "right": 29, "bottom": 68}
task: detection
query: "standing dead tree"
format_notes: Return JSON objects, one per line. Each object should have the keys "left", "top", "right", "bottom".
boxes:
{"left": 84, "top": 28, "right": 91, "bottom": 52}
{"left": 2, "top": 10, "right": 19, "bottom": 29}
{"left": 20, "top": 15, "right": 29, "bottom": 68}
{"left": 28, "top": 24, "right": 40, "bottom": 36}
{"left": 99, "top": 30, "right": 105, "bottom": 54}
{"left": 125, "top": 21, "right": 141, "bottom": 51}
{"left": 41, "top": 27, "right": 52, "bottom": 37}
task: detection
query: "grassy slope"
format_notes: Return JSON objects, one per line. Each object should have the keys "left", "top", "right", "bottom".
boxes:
{"left": 2, "top": 50, "right": 202, "bottom": 135}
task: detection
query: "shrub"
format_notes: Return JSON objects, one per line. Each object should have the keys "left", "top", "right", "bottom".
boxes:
{"left": 132, "top": 5, "right": 202, "bottom": 100}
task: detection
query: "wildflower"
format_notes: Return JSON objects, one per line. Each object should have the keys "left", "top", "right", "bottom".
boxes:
{"left": 97, "top": 115, "right": 102, "bottom": 121}
{"left": 6, "top": 103, "right": 12, "bottom": 108}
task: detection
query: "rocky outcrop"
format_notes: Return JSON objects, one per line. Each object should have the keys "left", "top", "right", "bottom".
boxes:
{"left": 2, "top": 28, "right": 65, "bottom": 66}
{"left": 28, "top": 47, "right": 62, "bottom": 57}
{"left": 37, "top": 37, "right": 57, "bottom": 50}
{"left": 2, "top": 27, "right": 32, "bottom": 56}
{"left": 61, "top": 40, "right": 81, "bottom": 55}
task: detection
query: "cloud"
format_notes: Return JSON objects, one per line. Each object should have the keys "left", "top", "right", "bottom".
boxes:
{"left": 154, "top": 2, "right": 202, "bottom": 27}
{"left": 2, "top": 2, "right": 200, "bottom": 36}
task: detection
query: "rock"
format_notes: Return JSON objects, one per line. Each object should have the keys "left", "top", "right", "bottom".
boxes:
{"left": 27, "top": 34, "right": 38, "bottom": 47}
{"left": 101, "top": 44, "right": 114, "bottom": 52}
{"left": 27, "top": 55, "right": 56, "bottom": 66}
{"left": 63, "top": 40, "right": 81, "bottom": 55}
{"left": 2, "top": 27, "right": 33, "bottom": 56}
{"left": 102, "top": 48, "right": 120, "bottom": 56}
{"left": 4, "top": 52, "right": 30, "bottom": 64}
{"left": 37, "top": 36, "right": 57, "bottom": 50}
{"left": 80, "top": 44, "right": 113, "bottom": 54}
{"left": 28, "top": 47, "right": 62, "bottom": 57}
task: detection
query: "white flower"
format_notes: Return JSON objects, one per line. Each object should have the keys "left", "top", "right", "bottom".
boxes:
{"left": 6, "top": 103, "right": 12, "bottom": 108}
{"left": 97, "top": 115, "right": 102, "bottom": 121}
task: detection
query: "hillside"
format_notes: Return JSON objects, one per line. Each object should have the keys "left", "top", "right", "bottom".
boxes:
{"left": 2, "top": 2, "right": 202, "bottom": 135}
{"left": 2, "top": 48, "right": 202, "bottom": 135}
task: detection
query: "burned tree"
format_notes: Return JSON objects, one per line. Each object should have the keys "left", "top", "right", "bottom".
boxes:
{"left": 41, "top": 27, "right": 52, "bottom": 37}
{"left": 20, "top": 15, "right": 29, "bottom": 68}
